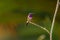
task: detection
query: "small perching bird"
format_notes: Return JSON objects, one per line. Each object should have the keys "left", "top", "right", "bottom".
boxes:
{"left": 26, "top": 13, "right": 32, "bottom": 26}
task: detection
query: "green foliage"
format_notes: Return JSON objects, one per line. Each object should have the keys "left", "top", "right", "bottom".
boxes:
{"left": 0, "top": 0, "right": 59, "bottom": 40}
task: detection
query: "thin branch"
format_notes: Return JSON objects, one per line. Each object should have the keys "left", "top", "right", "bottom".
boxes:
{"left": 50, "top": 0, "right": 59, "bottom": 40}
{"left": 29, "top": 21, "right": 50, "bottom": 34}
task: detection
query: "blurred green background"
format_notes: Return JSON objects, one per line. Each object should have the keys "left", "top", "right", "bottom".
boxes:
{"left": 0, "top": 0, "right": 60, "bottom": 40}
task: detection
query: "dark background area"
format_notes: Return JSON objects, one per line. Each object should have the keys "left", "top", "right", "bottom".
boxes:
{"left": 0, "top": 0, "right": 60, "bottom": 40}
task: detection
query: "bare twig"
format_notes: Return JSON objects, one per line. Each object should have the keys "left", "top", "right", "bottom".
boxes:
{"left": 50, "top": 0, "right": 59, "bottom": 40}
{"left": 27, "top": 0, "right": 60, "bottom": 40}
{"left": 29, "top": 21, "right": 50, "bottom": 34}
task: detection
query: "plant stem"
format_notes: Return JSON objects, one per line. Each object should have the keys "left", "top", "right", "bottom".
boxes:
{"left": 29, "top": 21, "right": 50, "bottom": 34}
{"left": 50, "top": 0, "right": 59, "bottom": 40}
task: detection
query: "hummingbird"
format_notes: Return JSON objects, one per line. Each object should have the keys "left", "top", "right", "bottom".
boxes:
{"left": 26, "top": 13, "right": 32, "bottom": 26}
